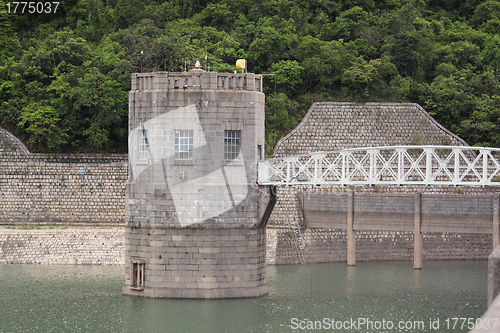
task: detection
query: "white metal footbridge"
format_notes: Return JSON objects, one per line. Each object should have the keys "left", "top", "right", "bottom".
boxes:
{"left": 257, "top": 146, "right": 500, "bottom": 187}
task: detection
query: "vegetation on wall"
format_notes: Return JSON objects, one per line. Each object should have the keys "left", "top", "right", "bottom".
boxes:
{"left": 1, "top": 0, "right": 500, "bottom": 153}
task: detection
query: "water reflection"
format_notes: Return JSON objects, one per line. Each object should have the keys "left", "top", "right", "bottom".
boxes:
{"left": 346, "top": 265, "right": 356, "bottom": 297}
{"left": 412, "top": 268, "right": 422, "bottom": 293}
{"left": 0, "top": 261, "right": 487, "bottom": 332}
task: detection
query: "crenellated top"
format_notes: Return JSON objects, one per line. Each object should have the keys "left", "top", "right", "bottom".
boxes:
{"left": 131, "top": 71, "right": 263, "bottom": 92}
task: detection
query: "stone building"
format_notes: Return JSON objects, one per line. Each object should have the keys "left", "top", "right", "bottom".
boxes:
{"left": 122, "top": 68, "right": 271, "bottom": 298}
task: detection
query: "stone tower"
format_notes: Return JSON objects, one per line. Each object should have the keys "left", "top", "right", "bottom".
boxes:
{"left": 122, "top": 68, "right": 272, "bottom": 298}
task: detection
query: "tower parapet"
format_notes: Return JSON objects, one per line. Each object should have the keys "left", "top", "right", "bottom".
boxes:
{"left": 132, "top": 71, "right": 263, "bottom": 92}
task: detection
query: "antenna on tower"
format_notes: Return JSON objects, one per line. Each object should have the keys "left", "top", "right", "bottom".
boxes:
{"left": 140, "top": 51, "right": 143, "bottom": 73}
{"left": 205, "top": 39, "right": 208, "bottom": 71}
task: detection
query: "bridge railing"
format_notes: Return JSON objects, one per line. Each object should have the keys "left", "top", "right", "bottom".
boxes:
{"left": 257, "top": 146, "right": 500, "bottom": 186}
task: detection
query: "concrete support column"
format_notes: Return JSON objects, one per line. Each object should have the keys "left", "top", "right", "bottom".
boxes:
{"left": 347, "top": 191, "right": 355, "bottom": 266}
{"left": 414, "top": 193, "right": 422, "bottom": 270}
{"left": 494, "top": 194, "right": 500, "bottom": 250}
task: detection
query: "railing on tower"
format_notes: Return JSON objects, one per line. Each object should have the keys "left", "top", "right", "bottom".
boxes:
{"left": 133, "top": 72, "right": 262, "bottom": 92}
{"left": 258, "top": 146, "right": 500, "bottom": 187}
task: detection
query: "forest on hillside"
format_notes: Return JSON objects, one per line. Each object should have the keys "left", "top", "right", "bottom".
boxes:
{"left": 1, "top": 0, "right": 500, "bottom": 153}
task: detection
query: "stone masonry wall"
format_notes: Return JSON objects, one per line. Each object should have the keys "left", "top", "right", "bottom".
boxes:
{"left": 1, "top": 126, "right": 127, "bottom": 265}
{"left": 274, "top": 102, "right": 467, "bottom": 157}
{"left": 270, "top": 228, "right": 492, "bottom": 265}
{"left": 123, "top": 226, "right": 267, "bottom": 298}
{"left": 1, "top": 128, "right": 128, "bottom": 225}
{"left": 0, "top": 127, "right": 30, "bottom": 157}
{"left": 0, "top": 226, "right": 124, "bottom": 265}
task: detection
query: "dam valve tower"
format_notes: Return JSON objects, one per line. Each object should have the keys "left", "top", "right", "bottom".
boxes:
{"left": 122, "top": 67, "right": 271, "bottom": 298}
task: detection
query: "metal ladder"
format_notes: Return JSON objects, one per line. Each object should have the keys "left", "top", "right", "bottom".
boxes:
{"left": 287, "top": 216, "right": 306, "bottom": 265}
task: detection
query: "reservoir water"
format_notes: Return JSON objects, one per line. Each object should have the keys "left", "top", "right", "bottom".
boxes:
{"left": 0, "top": 260, "right": 487, "bottom": 332}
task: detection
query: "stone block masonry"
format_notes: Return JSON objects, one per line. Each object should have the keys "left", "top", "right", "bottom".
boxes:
{"left": 0, "top": 126, "right": 128, "bottom": 225}
{"left": 1, "top": 127, "right": 128, "bottom": 266}
{"left": 0, "top": 226, "right": 124, "bottom": 265}
{"left": 122, "top": 226, "right": 267, "bottom": 298}
{"left": 273, "top": 102, "right": 467, "bottom": 157}
{"left": 272, "top": 228, "right": 492, "bottom": 265}
{"left": 268, "top": 185, "right": 498, "bottom": 265}
{"left": 0, "top": 127, "right": 30, "bottom": 157}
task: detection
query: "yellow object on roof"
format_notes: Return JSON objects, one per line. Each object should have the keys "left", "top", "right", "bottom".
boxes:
{"left": 236, "top": 59, "right": 246, "bottom": 69}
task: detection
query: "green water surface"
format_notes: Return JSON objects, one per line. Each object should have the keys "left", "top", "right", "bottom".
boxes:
{"left": 0, "top": 260, "right": 487, "bottom": 332}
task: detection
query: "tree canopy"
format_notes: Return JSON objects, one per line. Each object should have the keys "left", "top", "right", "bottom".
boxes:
{"left": 1, "top": 0, "right": 500, "bottom": 153}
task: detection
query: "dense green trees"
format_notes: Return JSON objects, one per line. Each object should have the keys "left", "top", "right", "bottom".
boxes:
{"left": 0, "top": 1, "right": 20, "bottom": 63}
{"left": 1, "top": 0, "right": 500, "bottom": 153}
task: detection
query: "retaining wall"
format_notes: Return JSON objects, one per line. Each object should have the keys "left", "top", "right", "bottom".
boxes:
{"left": 0, "top": 128, "right": 128, "bottom": 225}
{"left": 266, "top": 227, "right": 492, "bottom": 265}
{"left": 0, "top": 226, "right": 124, "bottom": 265}
{"left": 0, "top": 127, "right": 128, "bottom": 265}
{"left": 470, "top": 246, "right": 500, "bottom": 333}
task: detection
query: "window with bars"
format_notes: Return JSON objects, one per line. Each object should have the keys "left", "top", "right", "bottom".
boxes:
{"left": 224, "top": 130, "right": 241, "bottom": 160}
{"left": 139, "top": 130, "right": 149, "bottom": 159}
{"left": 131, "top": 260, "right": 145, "bottom": 290}
{"left": 175, "top": 130, "right": 194, "bottom": 159}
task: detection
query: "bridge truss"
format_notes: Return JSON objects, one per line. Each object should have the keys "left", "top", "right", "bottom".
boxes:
{"left": 258, "top": 146, "right": 500, "bottom": 187}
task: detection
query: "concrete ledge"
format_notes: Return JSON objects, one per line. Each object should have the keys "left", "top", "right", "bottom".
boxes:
{"left": 122, "top": 285, "right": 268, "bottom": 299}
{"left": 489, "top": 246, "right": 500, "bottom": 305}
{"left": 470, "top": 293, "right": 500, "bottom": 332}
{"left": 469, "top": 246, "right": 500, "bottom": 332}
